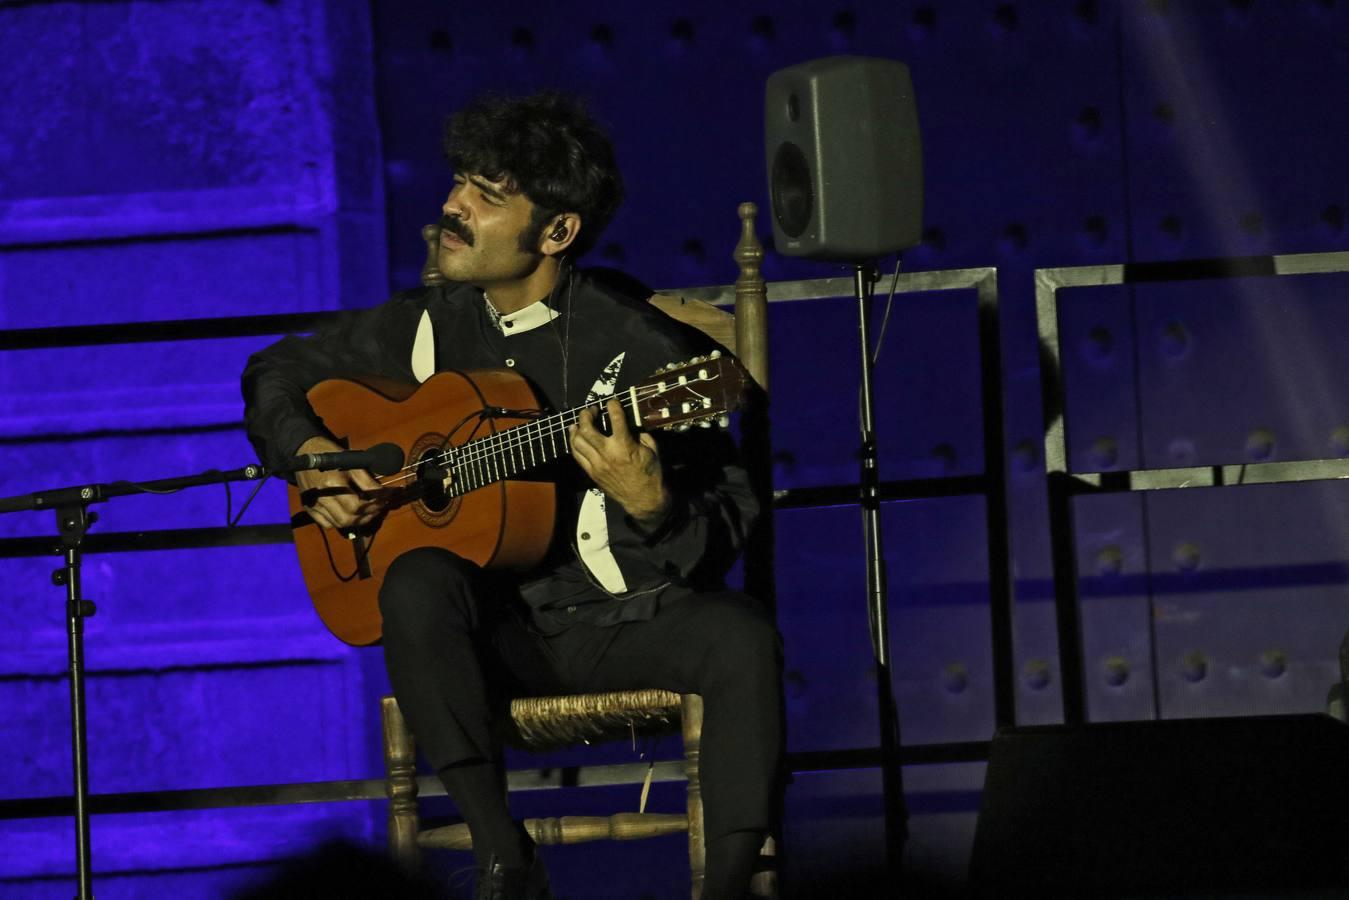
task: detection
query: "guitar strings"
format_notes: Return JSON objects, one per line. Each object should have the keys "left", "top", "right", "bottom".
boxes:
{"left": 372, "top": 387, "right": 647, "bottom": 489}
{"left": 435, "top": 372, "right": 722, "bottom": 477}
{"left": 373, "top": 374, "right": 724, "bottom": 492}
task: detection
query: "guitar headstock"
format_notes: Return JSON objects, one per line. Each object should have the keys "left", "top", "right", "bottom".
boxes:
{"left": 634, "top": 351, "right": 746, "bottom": 431}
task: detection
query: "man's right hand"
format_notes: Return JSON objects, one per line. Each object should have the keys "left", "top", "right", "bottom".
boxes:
{"left": 294, "top": 435, "right": 384, "bottom": 531}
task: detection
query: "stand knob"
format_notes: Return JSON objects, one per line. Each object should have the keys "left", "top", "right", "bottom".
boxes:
{"left": 66, "top": 599, "right": 97, "bottom": 618}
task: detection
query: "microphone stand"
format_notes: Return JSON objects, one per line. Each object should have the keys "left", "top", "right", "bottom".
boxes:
{"left": 0, "top": 462, "right": 268, "bottom": 900}
{"left": 853, "top": 262, "right": 908, "bottom": 882}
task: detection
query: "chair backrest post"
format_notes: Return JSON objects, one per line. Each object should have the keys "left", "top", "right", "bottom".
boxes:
{"left": 733, "top": 202, "right": 768, "bottom": 391}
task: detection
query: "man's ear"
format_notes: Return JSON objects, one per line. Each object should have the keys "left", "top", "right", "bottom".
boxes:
{"left": 541, "top": 213, "right": 582, "bottom": 256}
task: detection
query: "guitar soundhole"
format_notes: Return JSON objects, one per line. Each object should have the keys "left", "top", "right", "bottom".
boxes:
{"left": 418, "top": 448, "right": 451, "bottom": 513}
{"left": 408, "top": 433, "right": 460, "bottom": 527}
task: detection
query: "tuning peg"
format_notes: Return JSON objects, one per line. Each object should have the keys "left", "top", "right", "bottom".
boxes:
{"left": 709, "top": 349, "right": 722, "bottom": 359}
{"left": 718, "top": 415, "right": 729, "bottom": 428}
{"left": 698, "top": 420, "right": 713, "bottom": 428}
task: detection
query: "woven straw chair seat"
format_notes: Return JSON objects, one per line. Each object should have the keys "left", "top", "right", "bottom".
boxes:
{"left": 506, "top": 689, "right": 683, "bottom": 749}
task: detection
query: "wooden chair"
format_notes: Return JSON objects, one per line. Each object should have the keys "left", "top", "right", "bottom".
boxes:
{"left": 381, "top": 203, "right": 774, "bottom": 899}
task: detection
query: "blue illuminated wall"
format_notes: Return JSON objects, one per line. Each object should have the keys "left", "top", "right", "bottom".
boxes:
{"left": 2, "top": 1, "right": 1348, "bottom": 897}
{"left": 0, "top": 1, "right": 387, "bottom": 896}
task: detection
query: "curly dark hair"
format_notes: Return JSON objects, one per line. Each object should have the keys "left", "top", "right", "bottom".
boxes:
{"left": 442, "top": 91, "right": 624, "bottom": 259}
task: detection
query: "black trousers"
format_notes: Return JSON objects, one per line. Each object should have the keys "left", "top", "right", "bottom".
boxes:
{"left": 379, "top": 546, "right": 785, "bottom": 841}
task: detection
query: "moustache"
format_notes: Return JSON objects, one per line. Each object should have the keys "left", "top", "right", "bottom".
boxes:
{"left": 439, "top": 215, "right": 474, "bottom": 247}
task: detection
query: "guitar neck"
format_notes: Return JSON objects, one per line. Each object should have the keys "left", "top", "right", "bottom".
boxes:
{"left": 445, "top": 394, "right": 632, "bottom": 497}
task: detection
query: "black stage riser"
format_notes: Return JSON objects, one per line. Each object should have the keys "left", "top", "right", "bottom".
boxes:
{"left": 971, "top": 713, "right": 1349, "bottom": 898}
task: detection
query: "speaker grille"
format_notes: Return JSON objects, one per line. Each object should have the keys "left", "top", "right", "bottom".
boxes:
{"left": 770, "top": 141, "right": 813, "bottom": 238}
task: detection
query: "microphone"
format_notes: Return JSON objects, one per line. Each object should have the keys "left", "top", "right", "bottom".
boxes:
{"left": 278, "top": 442, "right": 405, "bottom": 476}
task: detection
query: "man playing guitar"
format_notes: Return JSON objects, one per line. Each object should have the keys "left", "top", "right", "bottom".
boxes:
{"left": 242, "top": 91, "right": 783, "bottom": 900}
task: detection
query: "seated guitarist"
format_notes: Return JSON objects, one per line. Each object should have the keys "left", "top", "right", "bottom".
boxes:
{"left": 241, "top": 91, "right": 783, "bottom": 900}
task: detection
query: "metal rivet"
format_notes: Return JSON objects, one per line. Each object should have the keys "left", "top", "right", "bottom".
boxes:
{"left": 931, "top": 443, "right": 957, "bottom": 473}
{"left": 1245, "top": 428, "right": 1276, "bottom": 462}
{"left": 1075, "top": 106, "right": 1102, "bottom": 142}
{"left": 1084, "top": 325, "right": 1113, "bottom": 362}
{"left": 1259, "top": 649, "right": 1287, "bottom": 679}
{"left": 1173, "top": 542, "right": 1201, "bottom": 572}
{"left": 1330, "top": 425, "right": 1349, "bottom": 457}
{"left": 1167, "top": 437, "right": 1196, "bottom": 466}
{"left": 580, "top": 532, "right": 591, "bottom": 541}
{"left": 922, "top": 226, "right": 946, "bottom": 252}
{"left": 669, "top": 18, "right": 695, "bottom": 45}
{"left": 1022, "top": 659, "right": 1052, "bottom": 691}
{"left": 1096, "top": 545, "right": 1124, "bottom": 576}
{"left": 1088, "top": 437, "right": 1118, "bottom": 469}
{"left": 1158, "top": 320, "right": 1191, "bottom": 358}
{"left": 510, "top": 26, "right": 534, "bottom": 51}
{"left": 1102, "top": 656, "right": 1130, "bottom": 687}
{"left": 1180, "top": 651, "right": 1208, "bottom": 683}
{"left": 941, "top": 663, "right": 969, "bottom": 694}
{"left": 590, "top": 24, "right": 613, "bottom": 48}
{"left": 909, "top": 5, "right": 936, "bottom": 38}
{"left": 1073, "top": 0, "right": 1099, "bottom": 26}
{"left": 1321, "top": 204, "right": 1344, "bottom": 236}
{"left": 1082, "top": 215, "right": 1108, "bottom": 248}
{"left": 992, "top": 3, "right": 1018, "bottom": 32}
{"left": 999, "top": 223, "right": 1029, "bottom": 254}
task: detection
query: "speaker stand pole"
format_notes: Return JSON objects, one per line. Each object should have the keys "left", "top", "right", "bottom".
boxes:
{"left": 853, "top": 262, "right": 908, "bottom": 882}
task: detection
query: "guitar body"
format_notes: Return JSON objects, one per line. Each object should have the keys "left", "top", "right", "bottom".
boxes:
{"left": 289, "top": 369, "right": 556, "bottom": 646}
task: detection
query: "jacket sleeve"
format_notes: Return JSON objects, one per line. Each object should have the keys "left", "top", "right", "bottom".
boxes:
{"left": 241, "top": 293, "right": 424, "bottom": 472}
{"left": 608, "top": 425, "right": 761, "bottom": 589}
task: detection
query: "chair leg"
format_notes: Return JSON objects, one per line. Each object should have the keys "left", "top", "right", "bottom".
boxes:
{"left": 382, "top": 696, "right": 422, "bottom": 870}
{"left": 681, "top": 694, "right": 705, "bottom": 900}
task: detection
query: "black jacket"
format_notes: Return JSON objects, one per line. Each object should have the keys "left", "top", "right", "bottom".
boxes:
{"left": 242, "top": 270, "right": 758, "bottom": 630}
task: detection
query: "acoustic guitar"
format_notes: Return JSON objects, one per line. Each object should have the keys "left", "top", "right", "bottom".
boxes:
{"left": 288, "top": 352, "right": 747, "bottom": 645}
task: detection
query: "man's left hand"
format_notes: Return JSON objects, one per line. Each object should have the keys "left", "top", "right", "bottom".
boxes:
{"left": 570, "top": 397, "right": 671, "bottom": 524}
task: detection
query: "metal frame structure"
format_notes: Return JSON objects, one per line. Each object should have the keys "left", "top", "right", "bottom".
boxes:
{"left": 1036, "top": 249, "right": 1349, "bottom": 725}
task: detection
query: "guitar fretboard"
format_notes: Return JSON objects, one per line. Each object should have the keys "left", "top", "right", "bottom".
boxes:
{"left": 441, "top": 397, "right": 624, "bottom": 497}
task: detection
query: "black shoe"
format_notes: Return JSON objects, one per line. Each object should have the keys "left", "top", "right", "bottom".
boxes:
{"left": 474, "top": 849, "right": 551, "bottom": 900}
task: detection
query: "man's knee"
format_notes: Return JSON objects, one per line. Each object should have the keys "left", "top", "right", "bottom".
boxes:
{"left": 703, "top": 601, "right": 782, "bottom": 685}
{"left": 378, "top": 547, "right": 480, "bottom": 635}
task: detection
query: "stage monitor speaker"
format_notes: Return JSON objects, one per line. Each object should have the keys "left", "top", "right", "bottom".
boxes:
{"left": 764, "top": 55, "right": 922, "bottom": 260}
{"left": 970, "top": 714, "right": 1349, "bottom": 898}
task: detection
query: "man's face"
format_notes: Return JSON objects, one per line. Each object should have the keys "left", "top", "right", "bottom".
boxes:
{"left": 436, "top": 172, "right": 542, "bottom": 287}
